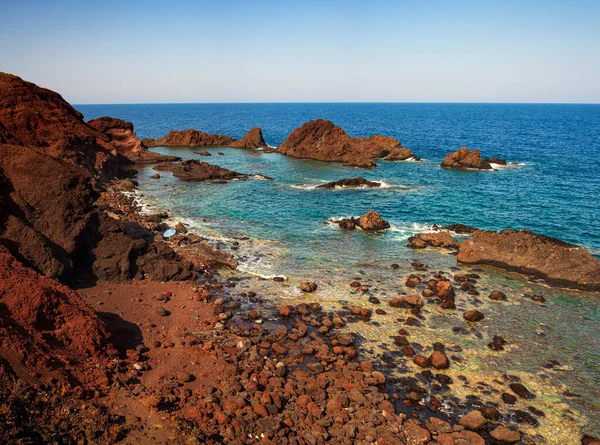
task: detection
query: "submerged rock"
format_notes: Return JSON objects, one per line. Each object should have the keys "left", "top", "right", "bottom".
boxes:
{"left": 278, "top": 119, "right": 419, "bottom": 168}
{"left": 317, "top": 176, "right": 381, "bottom": 189}
{"left": 458, "top": 229, "right": 600, "bottom": 292}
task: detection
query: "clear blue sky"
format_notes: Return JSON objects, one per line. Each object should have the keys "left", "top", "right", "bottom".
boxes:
{"left": 1, "top": 0, "right": 599, "bottom": 104}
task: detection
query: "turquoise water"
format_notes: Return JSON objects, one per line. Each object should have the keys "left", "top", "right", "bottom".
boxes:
{"left": 77, "top": 103, "right": 600, "bottom": 442}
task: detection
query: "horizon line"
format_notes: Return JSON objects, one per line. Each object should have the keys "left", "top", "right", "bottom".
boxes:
{"left": 73, "top": 100, "right": 600, "bottom": 106}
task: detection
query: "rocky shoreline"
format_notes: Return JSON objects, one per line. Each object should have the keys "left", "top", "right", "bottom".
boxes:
{"left": 1, "top": 72, "right": 599, "bottom": 445}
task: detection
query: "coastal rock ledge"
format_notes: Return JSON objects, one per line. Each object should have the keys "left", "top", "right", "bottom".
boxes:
{"left": 458, "top": 229, "right": 600, "bottom": 291}
{"left": 278, "top": 119, "right": 419, "bottom": 168}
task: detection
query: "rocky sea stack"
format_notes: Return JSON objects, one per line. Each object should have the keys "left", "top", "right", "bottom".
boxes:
{"left": 338, "top": 210, "right": 390, "bottom": 231}
{"left": 278, "top": 119, "right": 419, "bottom": 168}
{"left": 441, "top": 147, "right": 506, "bottom": 170}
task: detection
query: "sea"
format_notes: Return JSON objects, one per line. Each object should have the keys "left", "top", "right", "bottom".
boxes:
{"left": 77, "top": 103, "right": 600, "bottom": 443}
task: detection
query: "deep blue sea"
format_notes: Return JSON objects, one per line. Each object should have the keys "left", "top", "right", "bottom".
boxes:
{"left": 77, "top": 103, "right": 600, "bottom": 441}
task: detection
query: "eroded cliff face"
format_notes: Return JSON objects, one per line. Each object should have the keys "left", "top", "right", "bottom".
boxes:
{"left": 0, "top": 72, "right": 192, "bottom": 284}
{"left": 277, "top": 119, "right": 418, "bottom": 168}
{"left": 458, "top": 229, "right": 600, "bottom": 291}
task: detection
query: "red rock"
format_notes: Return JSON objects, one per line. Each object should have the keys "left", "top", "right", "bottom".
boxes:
{"left": 413, "top": 355, "right": 430, "bottom": 368}
{"left": 458, "top": 229, "right": 600, "bottom": 292}
{"left": 403, "top": 422, "right": 431, "bottom": 444}
{"left": 229, "top": 127, "right": 267, "bottom": 149}
{"left": 459, "top": 410, "right": 487, "bottom": 430}
{"left": 253, "top": 403, "right": 268, "bottom": 417}
{"left": 371, "top": 371, "right": 386, "bottom": 384}
{"left": 278, "top": 119, "right": 418, "bottom": 168}
{"left": 463, "top": 310, "right": 485, "bottom": 322}
{"left": 357, "top": 210, "right": 391, "bottom": 231}
{"left": 489, "top": 290, "right": 507, "bottom": 301}
{"left": 429, "top": 351, "right": 450, "bottom": 369}
{"left": 441, "top": 147, "right": 493, "bottom": 170}
{"left": 279, "top": 305, "right": 291, "bottom": 317}
{"left": 490, "top": 426, "right": 521, "bottom": 443}
{"left": 144, "top": 129, "right": 236, "bottom": 147}
{"left": 153, "top": 160, "right": 246, "bottom": 182}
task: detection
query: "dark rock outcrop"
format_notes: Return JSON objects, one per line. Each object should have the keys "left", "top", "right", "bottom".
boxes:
{"left": 441, "top": 147, "right": 499, "bottom": 170}
{"left": 153, "top": 160, "right": 246, "bottom": 182}
{"left": 88, "top": 116, "right": 180, "bottom": 164}
{"left": 143, "top": 129, "right": 236, "bottom": 147}
{"left": 317, "top": 177, "right": 381, "bottom": 189}
{"left": 278, "top": 119, "right": 418, "bottom": 168}
{"left": 444, "top": 223, "right": 478, "bottom": 234}
{"left": 230, "top": 127, "right": 268, "bottom": 149}
{"left": 458, "top": 229, "right": 600, "bottom": 291}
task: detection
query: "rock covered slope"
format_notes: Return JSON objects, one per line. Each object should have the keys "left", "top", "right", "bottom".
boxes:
{"left": 277, "top": 119, "right": 418, "bottom": 168}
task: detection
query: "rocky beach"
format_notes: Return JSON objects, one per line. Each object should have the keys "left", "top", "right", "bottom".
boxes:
{"left": 1, "top": 72, "right": 599, "bottom": 445}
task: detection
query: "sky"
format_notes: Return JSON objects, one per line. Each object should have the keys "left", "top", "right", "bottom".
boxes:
{"left": 1, "top": 0, "right": 599, "bottom": 104}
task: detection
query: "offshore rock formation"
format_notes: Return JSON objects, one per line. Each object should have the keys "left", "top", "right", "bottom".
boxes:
{"left": 230, "top": 127, "right": 268, "bottom": 149}
{"left": 317, "top": 177, "right": 381, "bottom": 189}
{"left": 153, "top": 160, "right": 247, "bottom": 182}
{"left": 338, "top": 210, "right": 390, "bottom": 231}
{"left": 458, "top": 229, "right": 600, "bottom": 291}
{"left": 88, "top": 116, "right": 180, "bottom": 164}
{"left": 143, "top": 129, "right": 236, "bottom": 147}
{"left": 278, "top": 119, "right": 418, "bottom": 168}
{"left": 441, "top": 147, "right": 506, "bottom": 170}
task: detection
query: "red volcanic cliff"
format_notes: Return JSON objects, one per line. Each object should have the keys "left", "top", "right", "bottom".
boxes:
{"left": 0, "top": 73, "right": 192, "bottom": 283}
{"left": 277, "top": 119, "right": 418, "bottom": 168}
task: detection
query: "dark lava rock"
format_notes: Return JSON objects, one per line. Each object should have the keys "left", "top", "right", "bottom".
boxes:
{"left": 509, "top": 383, "right": 535, "bottom": 399}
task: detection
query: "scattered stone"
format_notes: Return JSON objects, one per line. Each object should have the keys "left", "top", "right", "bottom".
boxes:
{"left": 300, "top": 281, "right": 318, "bottom": 292}
{"left": 490, "top": 426, "right": 520, "bottom": 443}
{"left": 458, "top": 410, "right": 487, "bottom": 430}
{"left": 489, "top": 290, "right": 507, "bottom": 301}
{"left": 463, "top": 310, "right": 484, "bottom": 322}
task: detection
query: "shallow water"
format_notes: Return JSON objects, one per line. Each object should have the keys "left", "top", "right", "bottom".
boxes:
{"left": 78, "top": 103, "right": 600, "bottom": 442}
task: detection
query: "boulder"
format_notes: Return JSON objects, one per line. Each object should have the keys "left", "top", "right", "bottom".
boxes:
{"left": 278, "top": 119, "right": 418, "bottom": 168}
{"left": 440, "top": 147, "right": 493, "bottom": 170}
{"left": 489, "top": 290, "right": 507, "bottom": 300}
{"left": 300, "top": 282, "right": 318, "bottom": 292}
{"left": 357, "top": 210, "right": 390, "bottom": 231}
{"left": 458, "top": 410, "right": 487, "bottom": 430}
{"left": 444, "top": 223, "right": 478, "bottom": 234}
{"left": 317, "top": 177, "right": 381, "bottom": 189}
{"left": 490, "top": 426, "right": 521, "bottom": 443}
{"left": 229, "top": 127, "right": 268, "bottom": 149}
{"left": 429, "top": 351, "right": 450, "bottom": 369}
{"left": 458, "top": 229, "right": 600, "bottom": 291}
{"left": 464, "top": 310, "right": 485, "bottom": 322}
